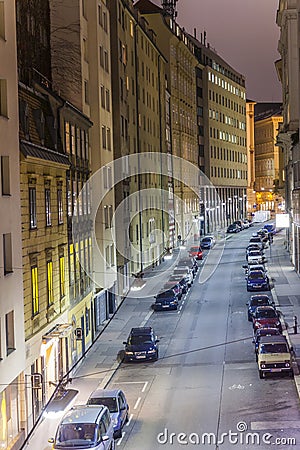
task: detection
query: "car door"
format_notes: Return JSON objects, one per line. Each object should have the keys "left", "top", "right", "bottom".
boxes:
{"left": 118, "top": 392, "right": 127, "bottom": 427}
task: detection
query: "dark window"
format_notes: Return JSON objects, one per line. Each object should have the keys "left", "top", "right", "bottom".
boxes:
{"left": 45, "top": 188, "right": 51, "bottom": 226}
{"left": 29, "top": 187, "right": 37, "bottom": 229}
{"left": 57, "top": 189, "right": 63, "bottom": 224}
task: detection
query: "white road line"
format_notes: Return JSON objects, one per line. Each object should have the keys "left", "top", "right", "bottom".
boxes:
{"left": 181, "top": 300, "right": 185, "bottom": 305}
{"left": 116, "top": 431, "right": 126, "bottom": 446}
{"left": 142, "top": 381, "right": 148, "bottom": 392}
{"left": 133, "top": 397, "right": 141, "bottom": 409}
{"left": 126, "top": 414, "right": 133, "bottom": 426}
{"left": 139, "top": 310, "right": 153, "bottom": 327}
{"left": 99, "top": 360, "right": 120, "bottom": 389}
{"left": 112, "top": 381, "right": 148, "bottom": 385}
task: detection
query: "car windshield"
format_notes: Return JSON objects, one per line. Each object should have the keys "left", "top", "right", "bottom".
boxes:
{"left": 249, "top": 272, "right": 265, "bottom": 280}
{"left": 190, "top": 247, "right": 200, "bottom": 252}
{"left": 202, "top": 238, "right": 211, "bottom": 243}
{"left": 56, "top": 423, "right": 96, "bottom": 444}
{"left": 260, "top": 343, "right": 288, "bottom": 353}
{"left": 88, "top": 397, "right": 118, "bottom": 413}
{"left": 257, "top": 309, "right": 277, "bottom": 318}
{"left": 249, "top": 251, "right": 261, "bottom": 256}
{"left": 129, "top": 335, "right": 153, "bottom": 345}
{"left": 157, "top": 291, "right": 175, "bottom": 298}
{"left": 251, "top": 298, "right": 269, "bottom": 306}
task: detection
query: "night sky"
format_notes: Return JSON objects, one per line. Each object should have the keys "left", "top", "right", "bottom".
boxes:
{"left": 150, "top": 0, "right": 282, "bottom": 102}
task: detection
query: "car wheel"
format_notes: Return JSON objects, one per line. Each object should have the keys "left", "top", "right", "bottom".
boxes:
{"left": 259, "top": 370, "right": 264, "bottom": 379}
{"left": 114, "top": 429, "right": 122, "bottom": 440}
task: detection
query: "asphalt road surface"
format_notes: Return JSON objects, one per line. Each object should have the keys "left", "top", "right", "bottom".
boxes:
{"left": 107, "top": 229, "right": 300, "bottom": 450}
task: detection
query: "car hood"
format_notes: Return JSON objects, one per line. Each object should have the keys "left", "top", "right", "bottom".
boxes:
{"left": 125, "top": 344, "right": 155, "bottom": 352}
{"left": 255, "top": 318, "right": 279, "bottom": 325}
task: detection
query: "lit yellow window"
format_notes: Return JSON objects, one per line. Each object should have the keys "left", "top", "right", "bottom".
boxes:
{"left": 59, "top": 256, "right": 65, "bottom": 298}
{"left": 31, "top": 266, "right": 39, "bottom": 315}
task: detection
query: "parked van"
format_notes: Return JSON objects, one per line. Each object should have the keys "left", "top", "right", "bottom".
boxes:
{"left": 257, "top": 335, "right": 293, "bottom": 379}
{"left": 48, "top": 405, "right": 115, "bottom": 450}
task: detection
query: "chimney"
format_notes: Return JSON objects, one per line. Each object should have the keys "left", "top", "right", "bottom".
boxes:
{"left": 194, "top": 28, "right": 197, "bottom": 39}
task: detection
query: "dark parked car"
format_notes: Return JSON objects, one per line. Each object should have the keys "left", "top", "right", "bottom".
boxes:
{"left": 163, "top": 281, "right": 183, "bottom": 299}
{"left": 201, "top": 236, "right": 215, "bottom": 249}
{"left": 227, "top": 223, "right": 241, "bottom": 233}
{"left": 153, "top": 289, "right": 178, "bottom": 310}
{"left": 253, "top": 327, "right": 282, "bottom": 358}
{"left": 233, "top": 220, "right": 244, "bottom": 230}
{"left": 123, "top": 327, "right": 159, "bottom": 362}
{"left": 252, "top": 306, "right": 282, "bottom": 331}
{"left": 177, "top": 257, "right": 198, "bottom": 276}
{"left": 188, "top": 246, "right": 203, "bottom": 260}
{"left": 169, "top": 275, "right": 188, "bottom": 294}
{"left": 87, "top": 388, "right": 129, "bottom": 439}
{"left": 246, "top": 270, "right": 270, "bottom": 291}
{"left": 246, "top": 294, "right": 275, "bottom": 321}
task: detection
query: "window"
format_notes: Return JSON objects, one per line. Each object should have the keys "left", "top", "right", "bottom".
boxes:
{"left": 5, "top": 311, "right": 15, "bottom": 356}
{"left": 0, "top": 2, "right": 5, "bottom": 40}
{"left": 3, "top": 233, "right": 12, "bottom": 275}
{"left": 99, "top": 46, "right": 104, "bottom": 67}
{"left": 105, "top": 89, "right": 110, "bottom": 111}
{"left": 104, "top": 51, "right": 109, "bottom": 72}
{"left": 65, "top": 121, "right": 70, "bottom": 153}
{"left": 84, "top": 80, "right": 89, "bottom": 104}
{"left": 58, "top": 255, "right": 65, "bottom": 299}
{"left": 57, "top": 188, "right": 63, "bottom": 224}
{"left": 0, "top": 79, "right": 7, "bottom": 117}
{"left": 104, "top": 206, "right": 109, "bottom": 228}
{"left": 29, "top": 187, "right": 37, "bottom": 229}
{"left": 45, "top": 188, "right": 51, "bottom": 226}
{"left": 47, "top": 260, "right": 54, "bottom": 306}
{"left": 98, "top": 4, "right": 102, "bottom": 26}
{"left": 31, "top": 266, "right": 39, "bottom": 315}
{"left": 1, "top": 155, "right": 10, "bottom": 195}
{"left": 83, "top": 37, "right": 88, "bottom": 61}
{"left": 107, "top": 128, "right": 111, "bottom": 150}
{"left": 100, "top": 85, "right": 105, "bottom": 108}
{"left": 102, "top": 126, "right": 106, "bottom": 149}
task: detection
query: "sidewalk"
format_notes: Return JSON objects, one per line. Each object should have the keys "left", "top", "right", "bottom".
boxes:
{"left": 267, "top": 230, "right": 300, "bottom": 398}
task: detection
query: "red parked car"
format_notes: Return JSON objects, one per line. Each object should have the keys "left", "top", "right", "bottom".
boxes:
{"left": 252, "top": 306, "right": 282, "bottom": 332}
{"left": 188, "top": 246, "right": 203, "bottom": 260}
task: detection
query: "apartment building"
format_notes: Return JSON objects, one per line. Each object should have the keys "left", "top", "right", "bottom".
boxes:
{"left": 276, "top": 0, "right": 300, "bottom": 273}
{"left": 190, "top": 34, "right": 248, "bottom": 232}
{"left": 50, "top": 0, "right": 117, "bottom": 343}
{"left": 135, "top": 0, "right": 200, "bottom": 246}
{"left": 254, "top": 103, "right": 284, "bottom": 215}
{"left": 0, "top": 1, "right": 26, "bottom": 448}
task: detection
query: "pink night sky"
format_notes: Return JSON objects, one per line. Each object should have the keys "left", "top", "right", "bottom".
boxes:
{"left": 152, "top": 0, "right": 282, "bottom": 102}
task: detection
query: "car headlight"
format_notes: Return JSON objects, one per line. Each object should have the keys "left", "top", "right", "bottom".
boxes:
{"left": 125, "top": 351, "right": 134, "bottom": 355}
{"left": 112, "top": 417, "right": 118, "bottom": 426}
{"left": 261, "top": 364, "right": 266, "bottom": 368}
{"left": 147, "top": 349, "right": 156, "bottom": 354}
{"left": 285, "top": 363, "right": 290, "bottom": 368}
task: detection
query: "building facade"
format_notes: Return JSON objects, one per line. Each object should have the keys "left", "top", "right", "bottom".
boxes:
{"left": 246, "top": 100, "right": 256, "bottom": 217}
{"left": 276, "top": 0, "right": 300, "bottom": 272}
{"left": 254, "top": 103, "right": 284, "bottom": 216}
{"left": 0, "top": 1, "right": 26, "bottom": 448}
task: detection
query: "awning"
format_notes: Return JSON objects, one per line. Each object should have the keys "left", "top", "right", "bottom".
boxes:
{"left": 42, "top": 323, "right": 74, "bottom": 343}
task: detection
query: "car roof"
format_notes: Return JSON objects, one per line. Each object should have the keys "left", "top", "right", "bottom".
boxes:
{"left": 130, "top": 327, "right": 153, "bottom": 335}
{"left": 88, "top": 388, "right": 122, "bottom": 399}
{"left": 256, "top": 327, "right": 280, "bottom": 336}
{"left": 256, "top": 305, "right": 275, "bottom": 311}
{"left": 251, "top": 294, "right": 270, "bottom": 300}
{"left": 259, "top": 335, "right": 287, "bottom": 344}
{"left": 61, "top": 405, "right": 106, "bottom": 424}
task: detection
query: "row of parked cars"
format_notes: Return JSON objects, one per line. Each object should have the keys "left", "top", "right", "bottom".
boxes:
{"left": 227, "top": 218, "right": 253, "bottom": 233}
{"left": 243, "top": 224, "right": 293, "bottom": 379}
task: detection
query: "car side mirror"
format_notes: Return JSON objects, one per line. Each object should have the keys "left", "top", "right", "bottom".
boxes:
{"left": 48, "top": 438, "right": 54, "bottom": 444}
{"left": 123, "top": 341, "right": 127, "bottom": 345}
{"left": 242, "top": 265, "right": 247, "bottom": 269}
{"left": 290, "top": 346, "right": 294, "bottom": 353}
{"left": 155, "top": 339, "right": 160, "bottom": 343}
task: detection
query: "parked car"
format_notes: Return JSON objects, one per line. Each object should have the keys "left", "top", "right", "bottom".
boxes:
{"left": 246, "top": 243, "right": 263, "bottom": 254}
{"left": 173, "top": 267, "right": 193, "bottom": 286}
{"left": 245, "top": 264, "right": 267, "bottom": 275}
{"left": 163, "top": 281, "right": 183, "bottom": 299}
{"left": 201, "top": 236, "right": 215, "bottom": 249}
{"left": 169, "top": 275, "right": 188, "bottom": 294}
{"left": 264, "top": 223, "right": 276, "bottom": 235}
{"left": 233, "top": 220, "right": 244, "bottom": 230}
{"left": 257, "top": 335, "right": 292, "bottom": 379}
{"left": 249, "top": 236, "right": 267, "bottom": 249}
{"left": 188, "top": 246, "right": 203, "bottom": 260}
{"left": 123, "top": 327, "right": 159, "bottom": 361}
{"left": 246, "top": 270, "right": 270, "bottom": 291}
{"left": 48, "top": 405, "right": 115, "bottom": 450}
{"left": 242, "top": 219, "right": 250, "bottom": 228}
{"left": 153, "top": 289, "right": 178, "bottom": 311}
{"left": 247, "top": 250, "right": 264, "bottom": 264}
{"left": 252, "top": 306, "right": 282, "bottom": 331}
{"left": 253, "top": 327, "right": 282, "bottom": 358}
{"left": 246, "top": 294, "right": 275, "bottom": 321}
{"left": 177, "top": 257, "right": 198, "bottom": 275}
{"left": 87, "top": 389, "right": 129, "bottom": 439}
{"left": 227, "top": 223, "right": 241, "bottom": 233}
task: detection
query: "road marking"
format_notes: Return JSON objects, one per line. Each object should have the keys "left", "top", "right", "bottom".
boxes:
{"left": 139, "top": 310, "right": 153, "bottom": 327}
{"left": 100, "top": 360, "right": 121, "bottom": 389}
{"left": 126, "top": 413, "right": 133, "bottom": 426}
{"left": 117, "top": 431, "right": 126, "bottom": 445}
{"left": 251, "top": 421, "right": 300, "bottom": 430}
{"left": 133, "top": 397, "right": 141, "bottom": 409}
{"left": 142, "top": 381, "right": 148, "bottom": 392}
